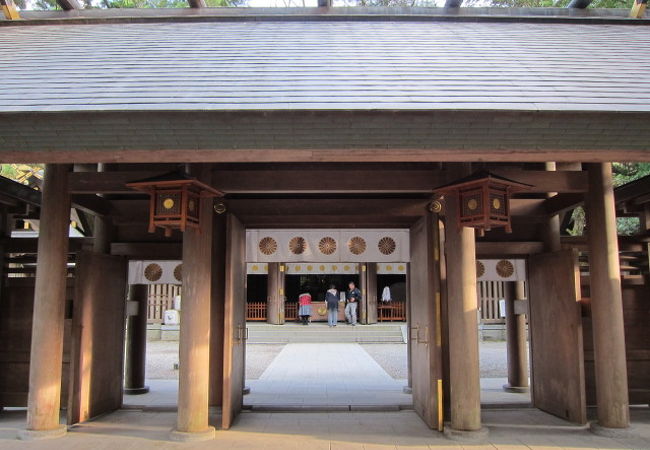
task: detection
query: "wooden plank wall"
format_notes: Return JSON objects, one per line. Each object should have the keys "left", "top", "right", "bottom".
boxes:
{"left": 0, "top": 277, "right": 73, "bottom": 407}
{"left": 582, "top": 284, "right": 650, "bottom": 405}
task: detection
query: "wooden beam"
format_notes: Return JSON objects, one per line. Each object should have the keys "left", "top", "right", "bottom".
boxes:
{"left": 110, "top": 242, "right": 182, "bottom": 259}
{"left": 544, "top": 193, "right": 584, "bottom": 216}
{"left": 56, "top": 0, "right": 82, "bottom": 10}
{"left": 476, "top": 241, "right": 544, "bottom": 257}
{"left": 0, "top": 0, "right": 19, "bottom": 19}
{"left": 69, "top": 168, "right": 588, "bottom": 195}
{"left": 71, "top": 194, "right": 112, "bottom": 217}
{"left": 2, "top": 237, "right": 91, "bottom": 253}
{"left": 630, "top": 0, "right": 647, "bottom": 18}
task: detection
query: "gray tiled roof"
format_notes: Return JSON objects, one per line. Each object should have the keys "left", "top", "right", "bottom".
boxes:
{"left": 2, "top": 20, "right": 650, "bottom": 113}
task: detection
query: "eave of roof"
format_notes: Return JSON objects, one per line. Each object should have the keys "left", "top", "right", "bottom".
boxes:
{"left": 3, "top": 7, "right": 649, "bottom": 27}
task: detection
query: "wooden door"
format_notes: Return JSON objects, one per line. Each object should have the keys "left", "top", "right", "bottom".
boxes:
{"left": 68, "top": 252, "right": 127, "bottom": 424}
{"left": 222, "top": 214, "right": 247, "bottom": 429}
{"left": 408, "top": 214, "right": 444, "bottom": 430}
{"left": 528, "top": 249, "right": 586, "bottom": 424}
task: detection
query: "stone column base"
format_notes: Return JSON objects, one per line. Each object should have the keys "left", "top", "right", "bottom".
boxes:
{"left": 18, "top": 424, "right": 67, "bottom": 441}
{"left": 502, "top": 384, "right": 529, "bottom": 393}
{"left": 170, "top": 426, "right": 216, "bottom": 442}
{"left": 590, "top": 422, "right": 635, "bottom": 439}
{"left": 124, "top": 386, "right": 150, "bottom": 395}
{"left": 402, "top": 386, "right": 412, "bottom": 394}
{"left": 443, "top": 425, "right": 489, "bottom": 443}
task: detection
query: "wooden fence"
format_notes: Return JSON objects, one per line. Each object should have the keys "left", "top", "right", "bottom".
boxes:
{"left": 246, "top": 302, "right": 267, "bottom": 321}
{"left": 478, "top": 280, "right": 506, "bottom": 324}
{"left": 147, "top": 284, "right": 181, "bottom": 324}
{"left": 285, "top": 302, "right": 298, "bottom": 321}
{"left": 378, "top": 300, "right": 406, "bottom": 322}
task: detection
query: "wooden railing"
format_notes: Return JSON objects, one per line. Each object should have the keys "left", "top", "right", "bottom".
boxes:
{"left": 378, "top": 300, "right": 406, "bottom": 322}
{"left": 246, "top": 301, "right": 267, "bottom": 321}
{"left": 285, "top": 302, "right": 298, "bottom": 321}
{"left": 478, "top": 280, "right": 505, "bottom": 324}
{"left": 147, "top": 284, "right": 181, "bottom": 324}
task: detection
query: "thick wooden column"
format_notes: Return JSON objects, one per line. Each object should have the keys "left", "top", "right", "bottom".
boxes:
{"left": 542, "top": 162, "right": 562, "bottom": 252}
{"left": 209, "top": 213, "right": 227, "bottom": 407}
{"left": 586, "top": 163, "right": 630, "bottom": 432}
{"left": 359, "top": 264, "right": 368, "bottom": 324}
{"left": 503, "top": 281, "right": 529, "bottom": 392}
{"left": 20, "top": 164, "right": 71, "bottom": 440}
{"left": 124, "top": 285, "right": 149, "bottom": 395}
{"left": 366, "top": 263, "right": 378, "bottom": 324}
{"left": 267, "top": 263, "right": 285, "bottom": 324}
{"left": 171, "top": 165, "right": 215, "bottom": 442}
{"left": 444, "top": 194, "right": 487, "bottom": 440}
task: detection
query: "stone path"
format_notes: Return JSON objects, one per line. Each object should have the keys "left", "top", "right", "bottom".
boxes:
{"left": 1, "top": 407, "right": 649, "bottom": 449}
{"left": 246, "top": 343, "right": 411, "bottom": 408}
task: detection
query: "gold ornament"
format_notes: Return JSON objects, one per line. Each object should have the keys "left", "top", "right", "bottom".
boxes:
{"left": 144, "top": 263, "right": 163, "bottom": 282}
{"left": 378, "top": 237, "right": 397, "bottom": 255}
{"left": 348, "top": 236, "right": 367, "bottom": 255}
{"left": 319, "top": 237, "right": 337, "bottom": 255}
{"left": 259, "top": 237, "right": 278, "bottom": 255}
{"left": 496, "top": 260, "right": 515, "bottom": 278}
{"left": 289, "top": 236, "right": 307, "bottom": 255}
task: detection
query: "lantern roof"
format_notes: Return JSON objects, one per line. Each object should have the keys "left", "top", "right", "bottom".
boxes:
{"left": 434, "top": 170, "right": 533, "bottom": 193}
{"left": 127, "top": 170, "right": 223, "bottom": 197}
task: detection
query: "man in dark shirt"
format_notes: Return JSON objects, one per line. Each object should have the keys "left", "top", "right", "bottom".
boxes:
{"left": 345, "top": 281, "right": 361, "bottom": 326}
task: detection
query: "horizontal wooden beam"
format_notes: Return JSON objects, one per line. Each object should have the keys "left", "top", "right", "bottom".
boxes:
{"left": 544, "top": 193, "right": 584, "bottom": 216}
{"left": 2, "top": 237, "right": 91, "bottom": 253}
{"left": 476, "top": 241, "right": 544, "bottom": 257}
{"left": 69, "top": 168, "right": 588, "bottom": 195}
{"left": 110, "top": 242, "right": 182, "bottom": 259}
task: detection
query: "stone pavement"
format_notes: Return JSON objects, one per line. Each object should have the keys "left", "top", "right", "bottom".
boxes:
{"left": 246, "top": 343, "right": 411, "bottom": 408}
{"left": 0, "top": 407, "right": 649, "bottom": 449}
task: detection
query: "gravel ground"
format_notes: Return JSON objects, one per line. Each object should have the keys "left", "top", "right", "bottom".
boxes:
{"left": 146, "top": 340, "right": 179, "bottom": 379}
{"left": 145, "top": 340, "right": 510, "bottom": 380}
{"left": 245, "top": 344, "right": 286, "bottom": 379}
{"left": 361, "top": 344, "right": 408, "bottom": 379}
{"left": 145, "top": 340, "right": 286, "bottom": 380}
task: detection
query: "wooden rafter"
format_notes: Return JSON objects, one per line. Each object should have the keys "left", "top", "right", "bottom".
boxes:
{"left": 0, "top": 0, "right": 19, "bottom": 20}
{"left": 630, "top": 0, "right": 647, "bottom": 18}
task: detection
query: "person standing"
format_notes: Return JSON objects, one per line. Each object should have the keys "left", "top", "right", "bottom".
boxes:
{"left": 345, "top": 281, "right": 361, "bottom": 326}
{"left": 298, "top": 292, "right": 312, "bottom": 325}
{"left": 325, "top": 285, "right": 339, "bottom": 327}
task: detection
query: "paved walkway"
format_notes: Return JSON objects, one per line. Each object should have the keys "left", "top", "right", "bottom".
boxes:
{"left": 1, "top": 407, "right": 649, "bottom": 449}
{"left": 246, "top": 343, "right": 411, "bottom": 408}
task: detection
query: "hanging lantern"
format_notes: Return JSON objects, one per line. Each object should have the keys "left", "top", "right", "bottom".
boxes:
{"left": 435, "top": 170, "right": 531, "bottom": 234}
{"left": 127, "top": 171, "right": 223, "bottom": 237}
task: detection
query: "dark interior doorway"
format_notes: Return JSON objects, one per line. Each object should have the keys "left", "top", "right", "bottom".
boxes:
{"left": 285, "top": 274, "right": 360, "bottom": 303}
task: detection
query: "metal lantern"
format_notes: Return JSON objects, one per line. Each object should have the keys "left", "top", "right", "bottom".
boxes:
{"left": 435, "top": 170, "right": 531, "bottom": 234}
{"left": 127, "top": 171, "right": 223, "bottom": 237}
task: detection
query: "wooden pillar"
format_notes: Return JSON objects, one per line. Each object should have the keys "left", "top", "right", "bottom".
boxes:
{"left": 359, "top": 264, "right": 368, "bottom": 324}
{"left": 20, "top": 164, "right": 71, "bottom": 440}
{"left": 404, "top": 262, "right": 412, "bottom": 393}
{"left": 503, "top": 281, "right": 529, "bottom": 392}
{"left": 124, "top": 285, "right": 149, "bottom": 395}
{"left": 444, "top": 194, "right": 486, "bottom": 439}
{"left": 171, "top": 165, "right": 215, "bottom": 442}
{"left": 209, "top": 213, "right": 227, "bottom": 407}
{"left": 585, "top": 163, "right": 630, "bottom": 432}
{"left": 267, "top": 262, "right": 285, "bottom": 325}
{"left": 366, "top": 263, "right": 378, "bottom": 324}
{"left": 542, "top": 162, "right": 562, "bottom": 252}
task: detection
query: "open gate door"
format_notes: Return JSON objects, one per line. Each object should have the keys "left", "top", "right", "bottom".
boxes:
{"left": 222, "top": 214, "right": 247, "bottom": 429}
{"left": 68, "top": 252, "right": 127, "bottom": 424}
{"left": 528, "top": 249, "right": 587, "bottom": 424}
{"left": 408, "top": 214, "right": 444, "bottom": 430}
